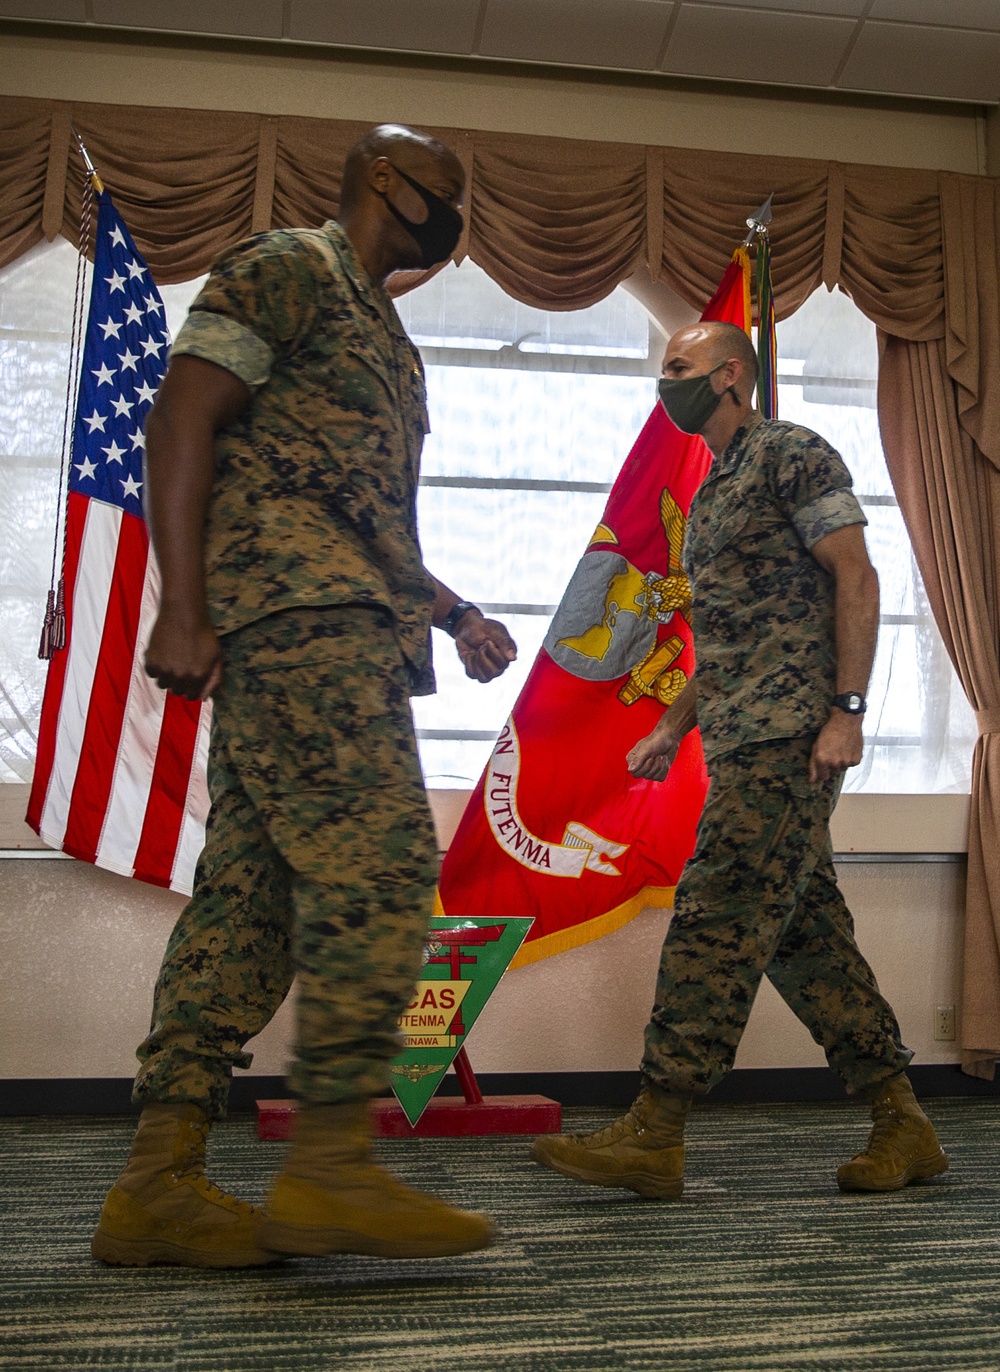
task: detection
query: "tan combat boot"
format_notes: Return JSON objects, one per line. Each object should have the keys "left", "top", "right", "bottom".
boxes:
{"left": 91, "top": 1103, "right": 278, "bottom": 1268}
{"left": 837, "top": 1073, "right": 949, "bottom": 1192}
{"left": 530, "top": 1082, "right": 689, "bottom": 1199}
{"left": 257, "top": 1102, "right": 495, "bottom": 1259}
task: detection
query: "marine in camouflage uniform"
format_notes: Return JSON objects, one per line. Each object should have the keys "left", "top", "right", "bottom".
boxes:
{"left": 533, "top": 321, "right": 947, "bottom": 1200}
{"left": 134, "top": 219, "right": 446, "bottom": 1119}
{"left": 641, "top": 414, "right": 910, "bottom": 1096}
{"left": 92, "top": 127, "right": 514, "bottom": 1268}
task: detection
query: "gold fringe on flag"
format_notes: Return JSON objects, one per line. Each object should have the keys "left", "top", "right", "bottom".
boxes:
{"left": 730, "top": 245, "right": 753, "bottom": 337}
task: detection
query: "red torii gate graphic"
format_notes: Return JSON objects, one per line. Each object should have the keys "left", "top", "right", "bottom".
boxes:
{"left": 424, "top": 924, "right": 505, "bottom": 1039}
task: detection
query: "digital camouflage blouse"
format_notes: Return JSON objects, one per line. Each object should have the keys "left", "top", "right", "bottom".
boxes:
{"left": 171, "top": 221, "right": 438, "bottom": 694}
{"left": 683, "top": 414, "right": 868, "bottom": 763}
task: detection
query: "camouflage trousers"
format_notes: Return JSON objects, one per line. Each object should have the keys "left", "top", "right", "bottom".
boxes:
{"left": 134, "top": 606, "right": 439, "bottom": 1120}
{"left": 642, "top": 737, "right": 912, "bottom": 1096}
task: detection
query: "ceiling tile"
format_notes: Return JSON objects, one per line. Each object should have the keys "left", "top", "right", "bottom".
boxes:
{"left": 288, "top": 0, "right": 481, "bottom": 55}
{"left": 0, "top": 1, "right": 87, "bottom": 19}
{"left": 91, "top": 0, "right": 283, "bottom": 39}
{"left": 692, "top": 0, "right": 865, "bottom": 15}
{"left": 869, "top": 0, "right": 1000, "bottom": 32}
{"left": 840, "top": 21, "right": 1000, "bottom": 102}
{"left": 662, "top": 4, "right": 855, "bottom": 85}
{"left": 479, "top": 0, "right": 675, "bottom": 71}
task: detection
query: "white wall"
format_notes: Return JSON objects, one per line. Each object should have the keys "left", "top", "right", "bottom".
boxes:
{"left": 0, "top": 27, "right": 985, "bottom": 173}
{"left": 0, "top": 786, "right": 968, "bottom": 1082}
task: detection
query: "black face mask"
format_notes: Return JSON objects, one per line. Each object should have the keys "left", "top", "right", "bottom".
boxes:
{"left": 383, "top": 164, "right": 463, "bottom": 270}
{"left": 657, "top": 361, "right": 739, "bottom": 434}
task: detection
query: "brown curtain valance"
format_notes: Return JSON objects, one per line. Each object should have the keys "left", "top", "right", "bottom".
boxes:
{"left": 0, "top": 106, "right": 997, "bottom": 595}
{"left": 0, "top": 96, "right": 50, "bottom": 267}
{"left": 470, "top": 133, "right": 648, "bottom": 308}
{"left": 1, "top": 95, "right": 996, "bottom": 463}
{"left": 63, "top": 102, "right": 260, "bottom": 277}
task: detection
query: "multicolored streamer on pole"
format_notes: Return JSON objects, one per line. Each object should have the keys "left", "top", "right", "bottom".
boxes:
{"left": 755, "top": 231, "right": 778, "bottom": 419}
{"left": 741, "top": 193, "right": 778, "bottom": 421}
{"left": 727, "top": 245, "right": 753, "bottom": 333}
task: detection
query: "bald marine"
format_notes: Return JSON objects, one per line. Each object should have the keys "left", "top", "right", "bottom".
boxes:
{"left": 657, "top": 320, "right": 759, "bottom": 443}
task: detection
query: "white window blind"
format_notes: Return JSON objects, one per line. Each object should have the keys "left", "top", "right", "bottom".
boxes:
{"left": 775, "top": 286, "right": 976, "bottom": 793}
{"left": 0, "top": 242, "right": 975, "bottom": 795}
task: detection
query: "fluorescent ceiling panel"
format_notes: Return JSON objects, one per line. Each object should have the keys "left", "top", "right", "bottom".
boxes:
{"left": 663, "top": 4, "right": 855, "bottom": 85}
{"left": 841, "top": 20, "right": 1000, "bottom": 101}
{"left": 691, "top": 0, "right": 865, "bottom": 14}
{"left": 869, "top": 0, "right": 1000, "bottom": 31}
{"left": 91, "top": 0, "right": 283, "bottom": 38}
{"left": 480, "top": 0, "right": 675, "bottom": 71}
{"left": 288, "top": 0, "right": 481, "bottom": 55}
{"left": 0, "top": 0, "right": 86, "bottom": 17}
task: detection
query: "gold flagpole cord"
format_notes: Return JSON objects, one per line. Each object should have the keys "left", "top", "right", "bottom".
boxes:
{"left": 38, "top": 129, "right": 101, "bottom": 658}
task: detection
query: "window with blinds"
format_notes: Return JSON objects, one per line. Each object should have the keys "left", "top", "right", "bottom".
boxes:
{"left": 0, "top": 243, "right": 976, "bottom": 794}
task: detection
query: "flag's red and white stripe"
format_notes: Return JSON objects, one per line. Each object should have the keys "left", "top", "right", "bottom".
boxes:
{"left": 28, "top": 491, "right": 210, "bottom": 893}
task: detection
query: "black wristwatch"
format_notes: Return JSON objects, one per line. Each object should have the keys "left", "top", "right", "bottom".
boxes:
{"left": 832, "top": 692, "right": 866, "bottom": 716}
{"left": 442, "top": 600, "right": 481, "bottom": 638}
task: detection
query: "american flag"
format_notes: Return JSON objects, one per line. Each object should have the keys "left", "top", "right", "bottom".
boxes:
{"left": 26, "top": 192, "right": 210, "bottom": 893}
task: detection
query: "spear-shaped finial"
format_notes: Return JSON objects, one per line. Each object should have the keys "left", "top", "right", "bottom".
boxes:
{"left": 71, "top": 125, "right": 104, "bottom": 194}
{"left": 742, "top": 193, "right": 773, "bottom": 246}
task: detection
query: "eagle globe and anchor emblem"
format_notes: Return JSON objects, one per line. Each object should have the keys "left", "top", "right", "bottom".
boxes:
{"left": 483, "top": 490, "right": 694, "bottom": 878}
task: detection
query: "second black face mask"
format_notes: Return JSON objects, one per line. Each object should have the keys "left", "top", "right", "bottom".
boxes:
{"left": 657, "top": 361, "right": 730, "bottom": 435}
{"left": 384, "top": 165, "right": 463, "bottom": 270}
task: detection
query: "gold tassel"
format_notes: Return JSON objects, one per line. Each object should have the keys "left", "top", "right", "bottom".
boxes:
{"left": 52, "top": 578, "right": 67, "bottom": 652}
{"left": 38, "top": 589, "right": 56, "bottom": 661}
{"left": 37, "top": 580, "right": 67, "bottom": 660}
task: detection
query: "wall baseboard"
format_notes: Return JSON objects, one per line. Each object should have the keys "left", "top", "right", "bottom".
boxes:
{"left": 2, "top": 1064, "right": 997, "bottom": 1116}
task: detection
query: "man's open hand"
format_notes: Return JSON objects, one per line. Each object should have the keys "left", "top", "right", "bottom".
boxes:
{"left": 454, "top": 615, "right": 517, "bottom": 683}
{"left": 809, "top": 711, "right": 864, "bottom": 783}
{"left": 145, "top": 609, "right": 223, "bottom": 700}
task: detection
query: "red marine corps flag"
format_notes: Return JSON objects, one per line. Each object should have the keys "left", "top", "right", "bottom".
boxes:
{"left": 437, "top": 249, "right": 755, "bottom": 968}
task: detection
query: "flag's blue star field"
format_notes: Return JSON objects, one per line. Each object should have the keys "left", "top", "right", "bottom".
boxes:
{"left": 70, "top": 195, "right": 168, "bottom": 513}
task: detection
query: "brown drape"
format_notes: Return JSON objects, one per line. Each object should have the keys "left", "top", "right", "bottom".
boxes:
{"left": 879, "top": 337, "right": 1000, "bottom": 1079}
{"left": 941, "top": 175, "right": 1000, "bottom": 469}
{"left": 660, "top": 147, "right": 828, "bottom": 321}
{"left": 0, "top": 96, "right": 50, "bottom": 266}
{"left": 468, "top": 132, "right": 647, "bottom": 308}
{"left": 64, "top": 103, "right": 261, "bottom": 281}
{"left": 0, "top": 100, "right": 976, "bottom": 378}
{"left": 0, "top": 100, "right": 977, "bottom": 334}
{"left": 2, "top": 95, "right": 999, "bottom": 1072}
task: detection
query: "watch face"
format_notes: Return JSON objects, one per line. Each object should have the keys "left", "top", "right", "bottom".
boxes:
{"left": 834, "top": 692, "right": 865, "bottom": 714}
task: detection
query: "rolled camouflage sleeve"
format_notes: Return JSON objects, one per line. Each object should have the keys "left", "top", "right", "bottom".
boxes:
{"left": 172, "top": 311, "right": 274, "bottom": 389}
{"left": 769, "top": 426, "right": 867, "bottom": 550}
{"left": 170, "top": 231, "right": 319, "bottom": 389}
{"left": 792, "top": 487, "right": 867, "bottom": 549}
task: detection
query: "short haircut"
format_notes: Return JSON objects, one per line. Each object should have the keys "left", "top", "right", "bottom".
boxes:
{"left": 705, "top": 320, "right": 759, "bottom": 389}
{"left": 340, "top": 124, "right": 458, "bottom": 215}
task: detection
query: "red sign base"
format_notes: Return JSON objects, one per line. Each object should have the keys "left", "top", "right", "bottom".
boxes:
{"left": 257, "top": 1095, "right": 561, "bottom": 1141}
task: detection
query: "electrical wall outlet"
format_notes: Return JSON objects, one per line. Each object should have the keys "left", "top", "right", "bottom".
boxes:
{"left": 934, "top": 1005, "right": 956, "bottom": 1041}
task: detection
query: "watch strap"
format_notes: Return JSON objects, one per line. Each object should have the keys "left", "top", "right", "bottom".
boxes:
{"left": 442, "top": 600, "right": 480, "bottom": 638}
{"left": 832, "top": 692, "right": 866, "bottom": 715}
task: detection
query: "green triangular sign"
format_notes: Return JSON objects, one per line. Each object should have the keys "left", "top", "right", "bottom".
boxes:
{"left": 388, "top": 916, "right": 533, "bottom": 1126}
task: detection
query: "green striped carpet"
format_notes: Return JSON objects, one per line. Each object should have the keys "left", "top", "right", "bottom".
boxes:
{"left": 2, "top": 1100, "right": 998, "bottom": 1371}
